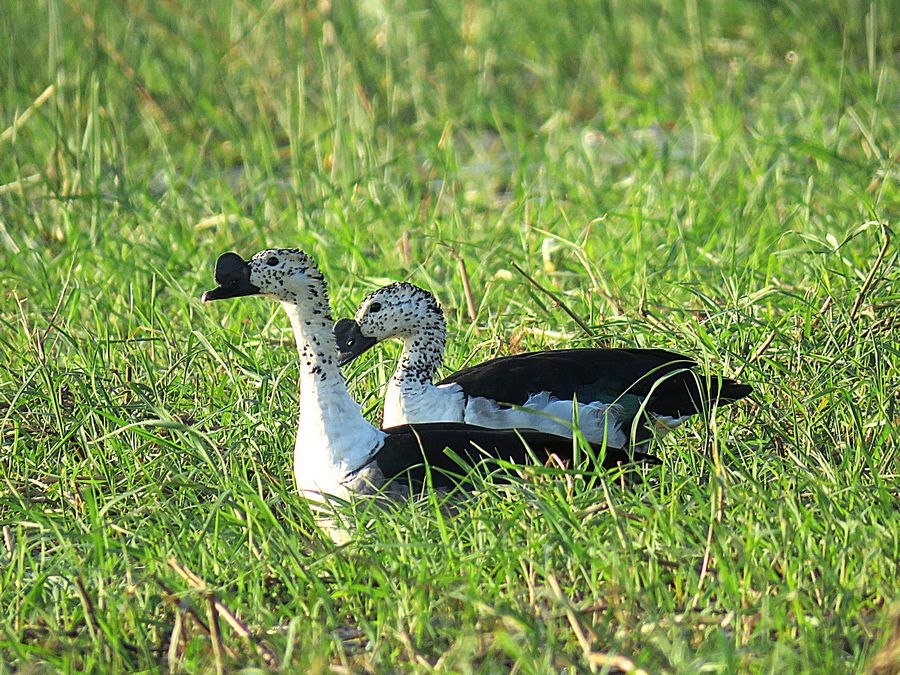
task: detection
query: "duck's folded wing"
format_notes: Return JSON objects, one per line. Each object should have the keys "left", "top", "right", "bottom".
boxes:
{"left": 437, "top": 348, "right": 751, "bottom": 418}
{"left": 372, "top": 422, "right": 659, "bottom": 489}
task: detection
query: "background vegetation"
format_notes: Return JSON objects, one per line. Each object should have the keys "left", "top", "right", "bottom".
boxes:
{"left": 1, "top": 0, "right": 897, "bottom": 671}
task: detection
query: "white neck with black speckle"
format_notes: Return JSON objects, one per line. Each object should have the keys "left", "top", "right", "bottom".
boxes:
{"left": 392, "top": 325, "right": 446, "bottom": 389}
{"left": 279, "top": 288, "right": 385, "bottom": 500}
{"left": 382, "top": 320, "right": 466, "bottom": 426}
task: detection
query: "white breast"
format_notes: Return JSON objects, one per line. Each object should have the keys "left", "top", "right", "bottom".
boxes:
{"left": 382, "top": 380, "right": 466, "bottom": 427}
{"left": 293, "top": 365, "right": 387, "bottom": 501}
{"left": 463, "top": 391, "right": 628, "bottom": 447}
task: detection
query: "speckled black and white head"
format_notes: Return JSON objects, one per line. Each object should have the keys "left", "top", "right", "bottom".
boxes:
{"left": 202, "top": 248, "right": 328, "bottom": 307}
{"left": 203, "top": 248, "right": 339, "bottom": 374}
{"left": 334, "top": 282, "right": 446, "bottom": 367}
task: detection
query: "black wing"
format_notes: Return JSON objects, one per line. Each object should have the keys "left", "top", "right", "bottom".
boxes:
{"left": 437, "top": 348, "right": 752, "bottom": 418}
{"left": 372, "top": 422, "right": 659, "bottom": 490}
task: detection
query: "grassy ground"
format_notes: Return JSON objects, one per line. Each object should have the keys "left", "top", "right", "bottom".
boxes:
{"left": 1, "top": 0, "right": 897, "bottom": 671}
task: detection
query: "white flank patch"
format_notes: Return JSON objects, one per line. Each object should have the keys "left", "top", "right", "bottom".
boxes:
{"left": 649, "top": 413, "right": 691, "bottom": 436}
{"left": 463, "top": 391, "right": 628, "bottom": 447}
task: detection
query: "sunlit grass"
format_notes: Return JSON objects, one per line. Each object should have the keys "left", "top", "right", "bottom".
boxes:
{"left": 1, "top": 0, "right": 897, "bottom": 671}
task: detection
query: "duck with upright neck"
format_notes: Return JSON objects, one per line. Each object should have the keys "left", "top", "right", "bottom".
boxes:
{"left": 334, "top": 282, "right": 752, "bottom": 446}
{"left": 201, "top": 250, "right": 657, "bottom": 504}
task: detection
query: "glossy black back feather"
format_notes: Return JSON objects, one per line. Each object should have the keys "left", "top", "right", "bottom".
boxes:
{"left": 437, "top": 348, "right": 751, "bottom": 418}
{"left": 373, "top": 422, "right": 659, "bottom": 490}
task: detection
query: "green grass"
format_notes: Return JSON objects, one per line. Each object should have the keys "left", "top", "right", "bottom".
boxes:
{"left": 1, "top": 0, "right": 897, "bottom": 671}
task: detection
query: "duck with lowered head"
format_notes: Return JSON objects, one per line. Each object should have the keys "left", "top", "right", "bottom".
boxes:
{"left": 334, "top": 282, "right": 752, "bottom": 446}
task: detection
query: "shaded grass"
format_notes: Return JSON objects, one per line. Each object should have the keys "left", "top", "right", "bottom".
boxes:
{"left": 1, "top": 0, "right": 898, "bottom": 671}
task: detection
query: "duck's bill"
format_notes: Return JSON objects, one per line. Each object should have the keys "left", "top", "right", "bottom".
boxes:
{"left": 333, "top": 318, "right": 379, "bottom": 366}
{"left": 201, "top": 252, "right": 261, "bottom": 302}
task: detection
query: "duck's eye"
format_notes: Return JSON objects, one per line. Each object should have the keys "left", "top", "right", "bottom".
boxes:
{"left": 369, "top": 302, "right": 382, "bottom": 313}
{"left": 266, "top": 256, "right": 279, "bottom": 266}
